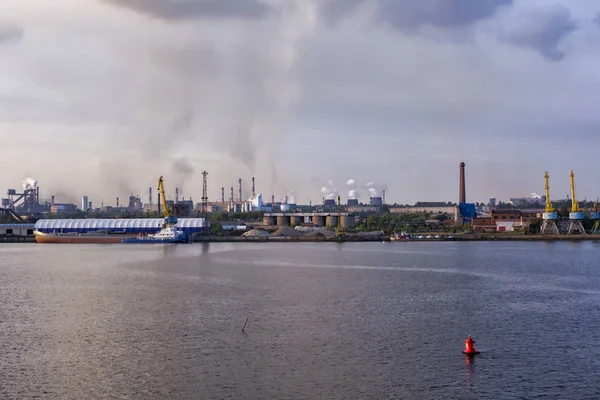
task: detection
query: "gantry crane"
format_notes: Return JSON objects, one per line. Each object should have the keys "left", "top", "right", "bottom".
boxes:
{"left": 540, "top": 171, "right": 559, "bottom": 234}
{"left": 567, "top": 170, "right": 585, "bottom": 234}
{"left": 591, "top": 201, "right": 600, "bottom": 234}
{"left": 158, "top": 176, "right": 178, "bottom": 226}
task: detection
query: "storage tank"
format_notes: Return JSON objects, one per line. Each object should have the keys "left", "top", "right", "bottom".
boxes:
{"left": 339, "top": 215, "right": 355, "bottom": 229}
{"left": 263, "top": 216, "right": 275, "bottom": 226}
{"left": 276, "top": 216, "right": 289, "bottom": 226}
{"left": 326, "top": 216, "right": 338, "bottom": 228}
{"left": 290, "top": 216, "right": 303, "bottom": 226}
{"left": 312, "top": 215, "right": 325, "bottom": 227}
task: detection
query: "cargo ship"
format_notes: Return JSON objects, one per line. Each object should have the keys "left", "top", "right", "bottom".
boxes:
{"left": 34, "top": 230, "right": 132, "bottom": 244}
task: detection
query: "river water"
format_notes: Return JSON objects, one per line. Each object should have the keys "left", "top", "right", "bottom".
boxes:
{"left": 1, "top": 241, "right": 599, "bottom": 399}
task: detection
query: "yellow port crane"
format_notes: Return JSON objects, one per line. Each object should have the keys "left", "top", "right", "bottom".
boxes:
{"left": 158, "top": 176, "right": 177, "bottom": 225}
{"left": 544, "top": 171, "right": 554, "bottom": 213}
{"left": 567, "top": 170, "right": 585, "bottom": 234}
{"left": 336, "top": 195, "right": 345, "bottom": 239}
{"left": 569, "top": 170, "right": 581, "bottom": 213}
{"left": 540, "top": 171, "right": 559, "bottom": 235}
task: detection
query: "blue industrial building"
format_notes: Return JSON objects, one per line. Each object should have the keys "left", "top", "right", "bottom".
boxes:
{"left": 34, "top": 218, "right": 209, "bottom": 236}
{"left": 458, "top": 203, "right": 476, "bottom": 223}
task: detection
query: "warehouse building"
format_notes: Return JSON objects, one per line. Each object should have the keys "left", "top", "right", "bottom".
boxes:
{"left": 34, "top": 218, "right": 209, "bottom": 236}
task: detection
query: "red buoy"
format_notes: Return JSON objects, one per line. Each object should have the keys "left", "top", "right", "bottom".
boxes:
{"left": 463, "top": 335, "right": 479, "bottom": 355}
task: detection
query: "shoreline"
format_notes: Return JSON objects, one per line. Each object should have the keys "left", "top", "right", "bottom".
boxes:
{"left": 192, "top": 234, "right": 600, "bottom": 243}
{"left": 3, "top": 234, "right": 600, "bottom": 244}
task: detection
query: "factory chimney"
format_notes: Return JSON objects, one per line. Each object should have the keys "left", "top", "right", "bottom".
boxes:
{"left": 175, "top": 187, "right": 179, "bottom": 204}
{"left": 230, "top": 187, "right": 234, "bottom": 203}
{"left": 383, "top": 189, "right": 386, "bottom": 205}
{"left": 221, "top": 187, "right": 225, "bottom": 203}
{"left": 149, "top": 187, "right": 153, "bottom": 205}
{"left": 157, "top": 193, "right": 161, "bottom": 215}
{"left": 238, "top": 178, "right": 242, "bottom": 202}
{"left": 285, "top": 195, "right": 288, "bottom": 204}
{"left": 272, "top": 194, "right": 275, "bottom": 204}
{"left": 459, "top": 162, "right": 466, "bottom": 204}
{"left": 116, "top": 197, "right": 119, "bottom": 208}
{"left": 51, "top": 195, "right": 55, "bottom": 206}
{"left": 252, "top": 177, "right": 255, "bottom": 197}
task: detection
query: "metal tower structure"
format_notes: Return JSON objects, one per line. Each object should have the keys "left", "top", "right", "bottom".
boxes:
{"left": 567, "top": 170, "right": 585, "bottom": 234}
{"left": 540, "top": 171, "right": 559, "bottom": 234}
{"left": 201, "top": 171, "right": 208, "bottom": 215}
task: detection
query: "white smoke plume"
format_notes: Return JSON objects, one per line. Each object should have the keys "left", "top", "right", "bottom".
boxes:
{"left": 364, "top": 181, "right": 387, "bottom": 198}
{"left": 22, "top": 177, "right": 38, "bottom": 191}
{"left": 320, "top": 180, "right": 338, "bottom": 200}
{"left": 346, "top": 178, "right": 360, "bottom": 199}
{"left": 287, "top": 190, "right": 296, "bottom": 204}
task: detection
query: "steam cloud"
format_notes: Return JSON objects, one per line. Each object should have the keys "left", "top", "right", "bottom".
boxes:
{"left": 22, "top": 177, "right": 38, "bottom": 191}
{"left": 346, "top": 179, "right": 359, "bottom": 200}
{"left": 320, "top": 180, "right": 338, "bottom": 200}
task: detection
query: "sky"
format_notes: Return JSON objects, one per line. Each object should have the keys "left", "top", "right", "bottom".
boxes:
{"left": 1, "top": 0, "right": 600, "bottom": 206}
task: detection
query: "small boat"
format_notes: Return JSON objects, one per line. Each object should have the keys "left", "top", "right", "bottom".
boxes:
{"left": 390, "top": 232, "right": 409, "bottom": 241}
{"left": 121, "top": 225, "right": 187, "bottom": 244}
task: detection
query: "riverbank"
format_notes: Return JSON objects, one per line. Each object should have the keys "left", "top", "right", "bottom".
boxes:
{"left": 4, "top": 233, "right": 600, "bottom": 244}
{"left": 193, "top": 234, "right": 600, "bottom": 243}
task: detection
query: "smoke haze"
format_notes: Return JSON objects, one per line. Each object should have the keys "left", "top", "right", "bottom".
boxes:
{"left": 1, "top": 0, "right": 600, "bottom": 204}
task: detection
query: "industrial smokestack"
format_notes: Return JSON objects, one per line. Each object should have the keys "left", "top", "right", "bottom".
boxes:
{"left": 221, "top": 187, "right": 225, "bottom": 203}
{"left": 51, "top": 195, "right": 55, "bottom": 206}
{"left": 175, "top": 187, "right": 179, "bottom": 204}
{"left": 272, "top": 194, "right": 275, "bottom": 204}
{"left": 238, "top": 178, "right": 242, "bottom": 202}
{"left": 230, "top": 187, "right": 234, "bottom": 203}
{"left": 459, "top": 162, "right": 466, "bottom": 204}
{"left": 149, "top": 187, "right": 153, "bottom": 205}
{"left": 252, "top": 177, "right": 255, "bottom": 197}
{"left": 285, "top": 195, "right": 288, "bottom": 204}
{"left": 383, "top": 189, "right": 386, "bottom": 205}
{"left": 116, "top": 197, "right": 119, "bottom": 208}
{"left": 157, "top": 193, "right": 161, "bottom": 214}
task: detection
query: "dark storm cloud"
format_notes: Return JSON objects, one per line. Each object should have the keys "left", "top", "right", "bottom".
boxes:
{"left": 377, "top": 0, "right": 513, "bottom": 30}
{"left": 102, "top": 0, "right": 268, "bottom": 20}
{"left": 0, "top": 23, "right": 23, "bottom": 44}
{"left": 321, "top": 0, "right": 512, "bottom": 29}
{"left": 500, "top": 4, "right": 577, "bottom": 61}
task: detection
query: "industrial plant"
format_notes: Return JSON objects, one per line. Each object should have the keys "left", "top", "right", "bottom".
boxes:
{"left": 3, "top": 160, "right": 600, "bottom": 242}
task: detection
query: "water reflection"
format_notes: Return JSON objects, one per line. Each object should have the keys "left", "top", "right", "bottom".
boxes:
{"left": 200, "top": 242, "right": 210, "bottom": 254}
{"left": 465, "top": 354, "right": 475, "bottom": 391}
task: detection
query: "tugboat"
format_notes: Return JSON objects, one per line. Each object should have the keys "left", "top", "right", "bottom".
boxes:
{"left": 122, "top": 175, "right": 188, "bottom": 244}
{"left": 121, "top": 224, "right": 187, "bottom": 244}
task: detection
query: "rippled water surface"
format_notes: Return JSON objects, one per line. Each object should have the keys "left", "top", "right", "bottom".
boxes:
{"left": 1, "top": 241, "right": 600, "bottom": 399}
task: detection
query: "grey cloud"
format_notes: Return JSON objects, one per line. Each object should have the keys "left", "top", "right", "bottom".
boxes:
{"left": 0, "top": 23, "right": 23, "bottom": 44}
{"left": 321, "top": 0, "right": 512, "bottom": 29}
{"left": 377, "top": 0, "right": 513, "bottom": 30}
{"left": 101, "top": 0, "right": 268, "bottom": 20}
{"left": 500, "top": 4, "right": 577, "bottom": 61}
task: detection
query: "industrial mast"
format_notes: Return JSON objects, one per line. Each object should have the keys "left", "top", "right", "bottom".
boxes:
{"left": 201, "top": 171, "right": 208, "bottom": 216}
{"left": 336, "top": 195, "right": 345, "bottom": 239}
{"left": 567, "top": 170, "right": 585, "bottom": 234}
{"left": 540, "top": 171, "right": 559, "bottom": 235}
